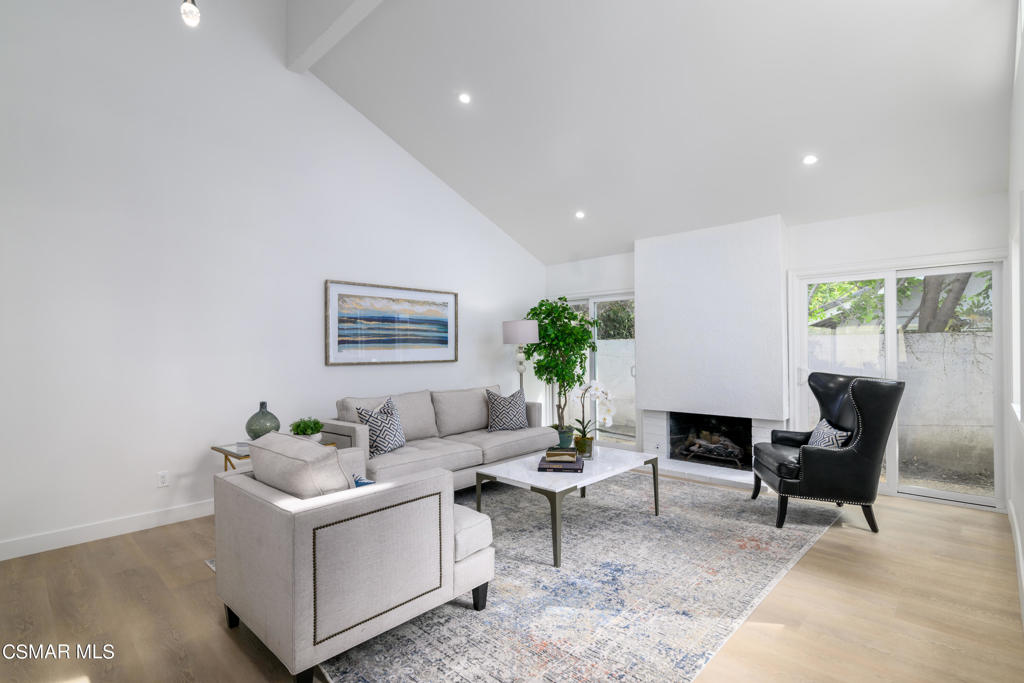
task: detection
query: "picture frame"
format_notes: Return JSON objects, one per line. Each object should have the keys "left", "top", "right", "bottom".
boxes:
{"left": 324, "top": 280, "right": 458, "bottom": 366}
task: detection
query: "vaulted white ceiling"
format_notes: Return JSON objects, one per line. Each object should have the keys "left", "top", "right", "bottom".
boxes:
{"left": 296, "top": 0, "right": 1015, "bottom": 264}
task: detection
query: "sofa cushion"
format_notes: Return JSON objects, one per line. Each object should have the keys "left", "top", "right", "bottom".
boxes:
{"left": 338, "top": 390, "right": 439, "bottom": 441}
{"left": 431, "top": 385, "right": 499, "bottom": 437}
{"left": 754, "top": 441, "right": 802, "bottom": 479}
{"left": 366, "top": 437, "right": 484, "bottom": 481}
{"left": 248, "top": 432, "right": 352, "bottom": 499}
{"left": 486, "top": 388, "right": 529, "bottom": 432}
{"left": 444, "top": 426, "right": 559, "bottom": 464}
{"left": 453, "top": 504, "right": 493, "bottom": 562}
{"left": 356, "top": 397, "right": 406, "bottom": 457}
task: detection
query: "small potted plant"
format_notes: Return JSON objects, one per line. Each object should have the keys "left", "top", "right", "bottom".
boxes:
{"left": 572, "top": 380, "right": 613, "bottom": 458}
{"left": 290, "top": 417, "right": 324, "bottom": 442}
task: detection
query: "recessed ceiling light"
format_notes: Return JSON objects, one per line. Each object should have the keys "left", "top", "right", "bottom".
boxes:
{"left": 574, "top": 210, "right": 586, "bottom": 220}
{"left": 458, "top": 92, "right": 472, "bottom": 104}
{"left": 802, "top": 154, "right": 819, "bottom": 166}
{"left": 180, "top": 0, "right": 200, "bottom": 27}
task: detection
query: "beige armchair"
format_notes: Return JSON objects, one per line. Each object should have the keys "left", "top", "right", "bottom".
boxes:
{"left": 215, "top": 463, "right": 494, "bottom": 682}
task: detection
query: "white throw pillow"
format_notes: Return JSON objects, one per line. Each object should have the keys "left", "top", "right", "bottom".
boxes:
{"left": 249, "top": 432, "right": 352, "bottom": 499}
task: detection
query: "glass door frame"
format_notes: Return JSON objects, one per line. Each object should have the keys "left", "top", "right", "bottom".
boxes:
{"left": 789, "top": 261, "right": 1004, "bottom": 509}
{"left": 790, "top": 269, "right": 897, "bottom": 496}
{"left": 892, "top": 262, "right": 1004, "bottom": 508}
{"left": 556, "top": 292, "right": 639, "bottom": 451}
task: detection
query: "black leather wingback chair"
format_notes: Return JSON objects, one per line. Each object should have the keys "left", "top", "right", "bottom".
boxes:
{"left": 752, "top": 372, "right": 905, "bottom": 532}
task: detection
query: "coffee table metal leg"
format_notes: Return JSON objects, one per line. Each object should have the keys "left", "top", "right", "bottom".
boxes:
{"left": 531, "top": 486, "right": 575, "bottom": 568}
{"left": 645, "top": 456, "right": 660, "bottom": 516}
{"left": 476, "top": 473, "right": 496, "bottom": 512}
{"left": 580, "top": 486, "right": 586, "bottom": 498}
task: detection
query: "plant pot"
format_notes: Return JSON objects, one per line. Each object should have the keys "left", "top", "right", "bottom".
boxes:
{"left": 574, "top": 436, "right": 594, "bottom": 458}
{"left": 556, "top": 427, "right": 575, "bottom": 449}
{"left": 295, "top": 433, "right": 322, "bottom": 443}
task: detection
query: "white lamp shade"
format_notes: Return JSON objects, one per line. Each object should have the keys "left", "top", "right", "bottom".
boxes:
{"left": 503, "top": 319, "right": 539, "bottom": 345}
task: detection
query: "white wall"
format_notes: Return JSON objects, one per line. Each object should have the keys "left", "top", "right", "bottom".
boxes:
{"left": 546, "top": 252, "right": 634, "bottom": 298}
{"left": 547, "top": 196, "right": 1008, "bottom": 298}
{"left": 787, "top": 193, "right": 1007, "bottom": 272}
{"left": 0, "top": 0, "right": 545, "bottom": 559}
{"left": 550, "top": 197, "right": 1008, "bottom": 446}
{"left": 635, "top": 215, "right": 788, "bottom": 421}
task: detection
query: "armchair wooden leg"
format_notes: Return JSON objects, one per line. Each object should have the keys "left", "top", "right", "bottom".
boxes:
{"left": 472, "top": 582, "right": 488, "bottom": 611}
{"left": 861, "top": 505, "right": 879, "bottom": 533}
{"left": 295, "top": 667, "right": 314, "bottom": 683}
{"left": 224, "top": 605, "right": 239, "bottom": 629}
{"left": 751, "top": 474, "right": 761, "bottom": 500}
{"left": 775, "top": 495, "right": 788, "bottom": 528}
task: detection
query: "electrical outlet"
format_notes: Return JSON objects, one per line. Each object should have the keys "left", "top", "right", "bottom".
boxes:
{"left": 157, "top": 471, "right": 169, "bottom": 488}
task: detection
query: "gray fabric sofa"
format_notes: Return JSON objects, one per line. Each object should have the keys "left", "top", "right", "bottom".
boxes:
{"left": 321, "top": 386, "right": 559, "bottom": 489}
{"left": 215, "top": 451, "right": 494, "bottom": 682}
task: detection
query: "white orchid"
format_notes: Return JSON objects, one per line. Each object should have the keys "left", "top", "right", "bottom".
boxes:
{"left": 572, "top": 379, "right": 613, "bottom": 438}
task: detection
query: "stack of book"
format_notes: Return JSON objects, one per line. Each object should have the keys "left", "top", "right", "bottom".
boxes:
{"left": 538, "top": 447, "right": 584, "bottom": 473}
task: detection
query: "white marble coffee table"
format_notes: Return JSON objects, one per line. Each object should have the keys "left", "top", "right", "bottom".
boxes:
{"left": 475, "top": 448, "right": 659, "bottom": 567}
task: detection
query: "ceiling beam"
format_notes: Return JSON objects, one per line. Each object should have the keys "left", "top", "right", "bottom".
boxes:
{"left": 286, "top": 0, "right": 384, "bottom": 73}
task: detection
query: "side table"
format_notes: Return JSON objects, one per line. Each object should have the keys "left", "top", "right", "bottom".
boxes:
{"left": 212, "top": 440, "right": 338, "bottom": 472}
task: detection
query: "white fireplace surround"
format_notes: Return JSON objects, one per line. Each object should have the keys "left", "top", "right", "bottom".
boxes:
{"left": 633, "top": 214, "right": 790, "bottom": 477}
{"left": 634, "top": 215, "right": 789, "bottom": 423}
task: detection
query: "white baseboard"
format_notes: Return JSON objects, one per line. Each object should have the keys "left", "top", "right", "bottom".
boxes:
{"left": 0, "top": 498, "right": 214, "bottom": 562}
{"left": 1009, "top": 499, "right": 1024, "bottom": 630}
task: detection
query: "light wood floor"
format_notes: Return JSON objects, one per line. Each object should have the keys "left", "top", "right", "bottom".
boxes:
{"left": 1, "top": 491, "right": 1022, "bottom": 682}
{"left": 0, "top": 517, "right": 296, "bottom": 683}
{"left": 699, "top": 492, "right": 1024, "bottom": 682}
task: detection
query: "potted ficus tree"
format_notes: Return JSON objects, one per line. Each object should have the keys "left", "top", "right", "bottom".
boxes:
{"left": 290, "top": 417, "right": 324, "bottom": 442}
{"left": 524, "top": 297, "right": 597, "bottom": 448}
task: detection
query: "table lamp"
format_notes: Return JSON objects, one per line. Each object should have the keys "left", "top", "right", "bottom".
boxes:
{"left": 502, "top": 319, "right": 539, "bottom": 392}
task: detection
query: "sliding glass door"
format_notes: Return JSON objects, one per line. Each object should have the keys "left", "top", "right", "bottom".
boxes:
{"left": 894, "top": 268, "right": 996, "bottom": 502}
{"left": 562, "top": 296, "right": 637, "bottom": 448}
{"left": 795, "top": 264, "right": 1000, "bottom": 506}
{"left": 593, "top": 298, "right": 636, "bottom": 444}
{"left": 800, "top": 276, "right": 890, "bottom": 485}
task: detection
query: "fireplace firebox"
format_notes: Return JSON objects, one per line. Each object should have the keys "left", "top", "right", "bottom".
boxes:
{"left": 669, "top": 412, "right": 752, "bottom": 470}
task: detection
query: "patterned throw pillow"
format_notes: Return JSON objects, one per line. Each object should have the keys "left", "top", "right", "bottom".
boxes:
{"left": 356, "top": 397, "right": 406, "bottom": 457}
{"left": 808, "top": 419, "right": 851, "bottom": 449}
{"left": 486, "top": 389, "right": 529, "bottom": 432}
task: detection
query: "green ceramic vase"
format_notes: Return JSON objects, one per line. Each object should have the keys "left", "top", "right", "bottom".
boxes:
{"left": 245, "top": 401, "right": 280, "bottom": 440}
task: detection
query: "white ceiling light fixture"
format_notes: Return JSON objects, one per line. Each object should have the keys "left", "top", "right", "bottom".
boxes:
{"left": 458, "top": 92, "right": 472, "bottom": 104}
{"left": 574, "top": 210, "right": 586, "bottom": 220}
{"left": 181, "top": 0, "right": 200, "bottom": 28}
{"left": 802, "top": 154, "right": 819, "bottom": 166}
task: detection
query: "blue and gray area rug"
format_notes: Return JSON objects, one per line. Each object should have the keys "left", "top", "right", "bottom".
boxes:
{"left": 317, "top": 472, "right": 839, "bottom": 682}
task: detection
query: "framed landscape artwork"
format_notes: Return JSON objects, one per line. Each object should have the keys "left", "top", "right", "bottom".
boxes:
{"left": 324, "top": 280, "right": 458, "bottom": 366}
